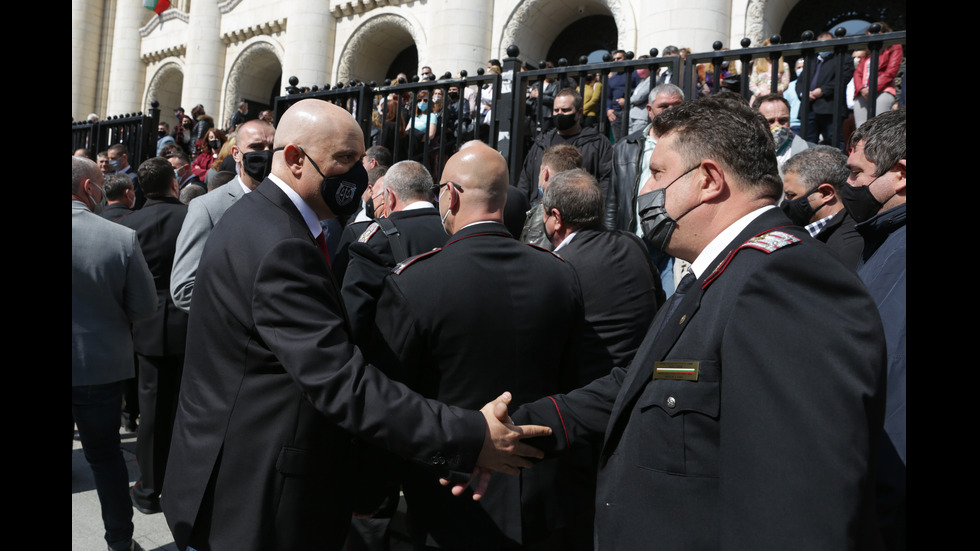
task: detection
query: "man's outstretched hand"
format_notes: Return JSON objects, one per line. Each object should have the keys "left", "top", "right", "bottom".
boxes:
{"left": 440, "top": 391, "right": 552, "bottom": 500}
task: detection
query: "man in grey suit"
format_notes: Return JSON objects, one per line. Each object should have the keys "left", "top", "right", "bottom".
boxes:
{"left": 72, "top": 156, "right": 156, "bottom": 551}
{"left": 170, "top": 119, "right": 275, "bottom": 311}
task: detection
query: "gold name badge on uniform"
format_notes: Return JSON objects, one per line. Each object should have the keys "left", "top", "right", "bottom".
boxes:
{"left": 653, "top": 361, "right": 700, "bottom": 381}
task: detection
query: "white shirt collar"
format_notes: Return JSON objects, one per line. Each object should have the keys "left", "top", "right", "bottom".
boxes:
{"left": 268, "top": 173, "right": 322, "bottom": 238}
{"left": 237, "top": 176, "right": 251, "bottom": 195}
{"left": 553, "top": 230, "right": 579, "bottom": 252}
{"left": 690, "top": 205, "right": 775, "bottom": 278}
{"left": 402, "top": 200, "right": 435, "bottom": 211}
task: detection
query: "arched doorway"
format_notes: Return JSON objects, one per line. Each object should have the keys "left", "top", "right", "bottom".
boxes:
{"left": 547, "top": 15, "right": 618, "bottom": 64}
{"left": 145, "top": 61, "right": 184, "bottom": 123}
{"left": 337, "top": 13, "right": 424, "bottom": 84}
{"left": 225, "top": 39, "right": 283, "bottom": 127}
{"left": 781, "top": 0, "right": 905, "bottom": 42}
{"left": 499, "top": 0, "right": 632, "bottom": 65}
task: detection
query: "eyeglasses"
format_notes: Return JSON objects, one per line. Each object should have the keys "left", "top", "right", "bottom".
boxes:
{"left": 431, "top": 182, "right": 463, "bottom": 196}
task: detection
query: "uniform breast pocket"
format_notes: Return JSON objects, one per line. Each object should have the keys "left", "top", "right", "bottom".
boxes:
{"left": 627, "top": 361, "right": 720, "bottom": 477}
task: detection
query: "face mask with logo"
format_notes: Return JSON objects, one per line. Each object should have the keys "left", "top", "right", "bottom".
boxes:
{"left": 241, "top": 150, "right": 274, "bottom": 183}
{"left": 636, "top": 165, "right": 701, "bottom": 252}
{"left": 108, "top": 159, "right": 123, "bottom": 171}
{"left": 302, "top": 151, "right": 369, "bottom": 218}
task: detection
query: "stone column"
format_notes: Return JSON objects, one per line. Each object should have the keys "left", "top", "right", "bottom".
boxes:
{"left": 422, "top": 0, "right": 493, "bottom": 77}
{"left": 182, "top": 0, "right": 223, "bottom": 117}
{"left": 105, "top": 0, "right": 147, "bottom": 115}
{"left": 71, "top": 2, "right": 104, "bottom": 120}
{"left": 640, "top": 0, "right": 731, "bottom": 52}
{"left": 282, "top": 0, "right": 334, "bottom": 94}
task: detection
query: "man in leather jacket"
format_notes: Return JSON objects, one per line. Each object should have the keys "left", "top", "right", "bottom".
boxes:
{"left": 608, "top": 83, "right": 684, "bottom": 233}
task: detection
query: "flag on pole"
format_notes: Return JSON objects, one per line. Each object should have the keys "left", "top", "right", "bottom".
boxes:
{"left": 143, "top": 1, "right": 171, "bottom": 16}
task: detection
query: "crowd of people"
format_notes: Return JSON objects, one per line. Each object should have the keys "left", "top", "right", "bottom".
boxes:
{"left": 73, "top": 29, "right": 905, "bottom": 551}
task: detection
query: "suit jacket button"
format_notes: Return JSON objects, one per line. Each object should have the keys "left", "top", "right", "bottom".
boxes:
{"left": 666, "top": 396, "right": 677, "bottom": 408}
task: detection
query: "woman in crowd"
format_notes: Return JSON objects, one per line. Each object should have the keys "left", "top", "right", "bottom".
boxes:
{"left": 749, "top": 40, "right": 790, "bottom": 105}
{"left": 582, "top": 72, "right": 602, "bottom": 128}
{"left": 191, "top": 128, "right": 226, "bottom": 180}
{"left": 852, "top": 22, "right": 903, "bottom": 126}
{"left": 406, "top": 90, "right": 439, "bottom": 161}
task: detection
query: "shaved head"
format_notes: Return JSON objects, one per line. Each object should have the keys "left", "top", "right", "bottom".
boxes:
{"left": 272, "top": 99, "right": 366, "bottom": 218}
{"left": 438, "top": 142, "right": 509, "bottom": 233}
{"left": 446, "top": 142, "right": 509, "bottom": 208}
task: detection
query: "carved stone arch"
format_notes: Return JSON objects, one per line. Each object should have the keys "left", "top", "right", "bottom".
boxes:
{"left": 144, "top": 59, "right": 185, "bottom": 117}
{"left": 745, "top": 0, "right": 802, "bottom": 46}
{"left": 336, "top": 10, "right": 427, "bottom": 84}
{"left": 499, "top": 0, "right": 635, "bottom": 62}
{"left": 224, "top": 38, "right": 283, "bottom": 123}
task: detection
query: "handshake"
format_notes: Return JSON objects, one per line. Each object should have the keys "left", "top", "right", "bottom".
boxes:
{"left": 441, "top": 391, "right": 552, "bottom": 500}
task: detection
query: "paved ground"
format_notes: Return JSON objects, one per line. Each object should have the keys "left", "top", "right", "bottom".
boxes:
{"left": 72, "top": 428, "right": 414, "bottom": 551}
{"left": 72, "top": 427, "right": 177, "bottom": 551}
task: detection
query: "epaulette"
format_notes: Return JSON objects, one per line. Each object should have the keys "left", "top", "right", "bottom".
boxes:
{"left": 357, "top": 222, "right": 380, "bottom": 243}
{"left": 391, "top": 248, "right": 442, "bottom": 275}
{"left": 702, "top": 229, "right": 800, "bottom": 289}
{"left": 526, "top": 242, "right": 566, "bottom": 262}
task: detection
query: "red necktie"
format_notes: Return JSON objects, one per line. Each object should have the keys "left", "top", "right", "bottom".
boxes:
{"left": 316, "top": 232, "right": 331, "bottom": 267}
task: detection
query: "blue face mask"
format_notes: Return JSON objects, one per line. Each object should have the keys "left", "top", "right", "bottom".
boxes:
{"left": 418, "top": 101, "right": 428, "bottom": 112}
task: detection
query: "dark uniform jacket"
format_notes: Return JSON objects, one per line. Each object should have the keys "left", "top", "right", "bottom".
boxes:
{"left": 373, "top": 222, "right": 584, "bottom": 549}
{"left": 341, "top": 206, "right": 447, "bottom": 345}
{"left": 515, "top": 207, "right": 886, "bottom": 549}
{"left": 161, "top": 179, "right": 486, "bottom": 551}
{"left": 100, "top": 202, "right": 133, "bottom": 222}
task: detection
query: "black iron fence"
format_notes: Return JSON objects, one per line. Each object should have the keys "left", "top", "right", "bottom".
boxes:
{"left": 71, "top": 103, "right": 161, "bottom": 163}
{"left": 277, "top": 28, "right": 904, "bottom": 185}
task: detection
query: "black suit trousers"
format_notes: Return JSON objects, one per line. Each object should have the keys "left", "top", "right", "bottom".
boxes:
{"left": 132, "top": 354, "right": 183, "bottom": 505}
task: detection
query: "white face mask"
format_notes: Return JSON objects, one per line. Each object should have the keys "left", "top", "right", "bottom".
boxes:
{"left": 439, "top": 185, "right": 452, "bottom": 235}
{"left": 87, "top": 180, "right": 107, "bottom": 215}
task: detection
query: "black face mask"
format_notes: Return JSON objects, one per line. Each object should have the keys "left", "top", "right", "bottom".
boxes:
{"left": 779, "top": 187, "right": 821, "bottom": 226}
{"left": 364, "top": 197, "right": 375, "bottom": 217}
{"left": 554, "top": 113, "right": 578, "bottom": 132}
{"left": 241, "top": 150, "right": 274, "bottom": 183}
{"left": 208, "top": 139, "right": 221, "bottom": 151}
{"left": 158, "top": 130, "right": 168, "bottom": 138}
{"left": 448, "top": 91, "right": 460, "bottom": 102}
{"left": 637, "top": 165, "right": 701, "bottom": 252}
{"left": 840, "top": 178, "right": 884, "bottom": 223}
{"left": 303, "top": 151, "right": 369, "bottom": 218}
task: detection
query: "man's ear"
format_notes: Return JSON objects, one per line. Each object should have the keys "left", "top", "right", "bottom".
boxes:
{"left": 385, "top": 188, "right": 398, "bottom": 212}
{"left": 232, "top": 144, "right": 242, "bottom": 164}
{"left": 282, "top": 144, "right": 304, "bottom": 178}
{"left": 551, "top": 208, "right": 564, "bottom": 232}
{"left": 697, "top": 159, "right": 727, "bottom": 202}
{"left": 893, "top": 159, "right": 906, "bottom": 197}
{"left": 814, "top": 182, "right": 836, "bottom": 204}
